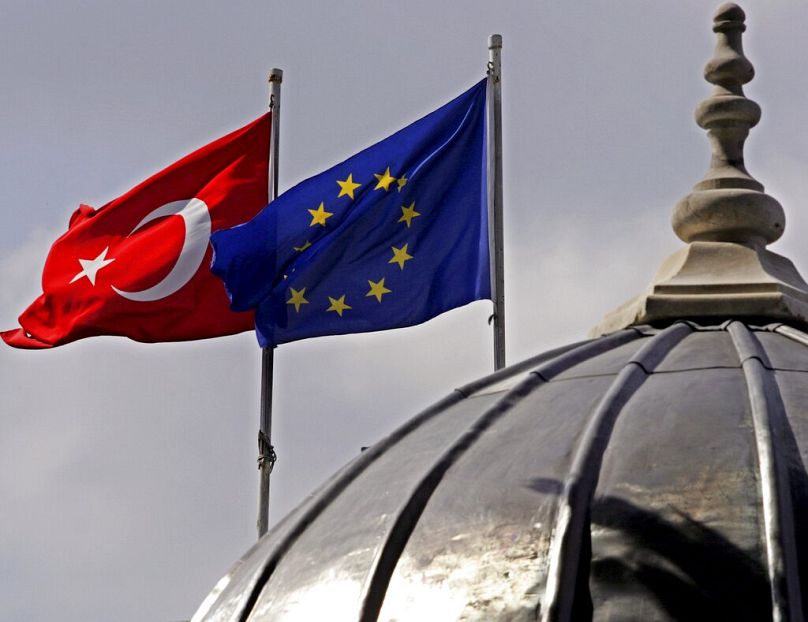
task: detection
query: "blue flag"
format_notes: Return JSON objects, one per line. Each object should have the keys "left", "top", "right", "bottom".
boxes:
{"left": 211, "top": 79, "right": 490, "bottom": 347}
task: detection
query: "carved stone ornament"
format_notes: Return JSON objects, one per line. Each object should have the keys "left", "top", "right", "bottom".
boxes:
{"left": 593, "top": 3, "right": 808, "bottom": 336}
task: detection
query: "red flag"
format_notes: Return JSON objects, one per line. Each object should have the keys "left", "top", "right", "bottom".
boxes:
{"left": 2, "top": 114, "right": 270, "bottom": 349}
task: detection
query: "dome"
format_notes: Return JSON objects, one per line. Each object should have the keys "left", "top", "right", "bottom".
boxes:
{"left": 192, "top": 4, "right": 808, "bottom": 622}
{"left": 193, "top": 321, "right": 808, "bottom": 621}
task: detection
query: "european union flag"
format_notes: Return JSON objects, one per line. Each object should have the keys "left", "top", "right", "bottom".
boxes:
{"left": 211, "top": 80, "right": 490, "bottom": 347}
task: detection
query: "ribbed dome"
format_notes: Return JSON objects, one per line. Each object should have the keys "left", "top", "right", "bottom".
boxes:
{"left": 193, "top": 321, "right": 808, "bottom": 621}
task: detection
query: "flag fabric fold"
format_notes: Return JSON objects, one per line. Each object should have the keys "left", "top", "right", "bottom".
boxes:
{"left": 2, "top": 114, "right": 271, "bottom": 349}
{"left": 211, "top": 80, "right": 490, "bottom": 348}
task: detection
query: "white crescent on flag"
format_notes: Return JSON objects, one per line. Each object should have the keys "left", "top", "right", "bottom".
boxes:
{"left": 112, "top": 198, "right": 211, "bottom": 302}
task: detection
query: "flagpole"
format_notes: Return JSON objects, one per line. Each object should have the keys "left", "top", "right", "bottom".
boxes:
{"left": 488, "top": 35, "right": 506, "bottom": 371}
{"left": 258, "top": 67, "right": 283, "bottom": 538}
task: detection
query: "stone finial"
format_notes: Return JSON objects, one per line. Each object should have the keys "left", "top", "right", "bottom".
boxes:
{"left": 672, "top": 3, "right": 784, "bottom": 246}
{"left": 592, "top": 4, "right": 808, "bottom": 337}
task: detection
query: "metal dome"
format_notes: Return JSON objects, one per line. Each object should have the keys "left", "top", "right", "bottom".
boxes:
{"left": 193, "top": 321, "right": 808, "bottom": 621}
{"left": 193, "top": 4, "right": 808, "bottom": 622}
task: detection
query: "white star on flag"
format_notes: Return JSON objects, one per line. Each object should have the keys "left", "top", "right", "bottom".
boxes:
{"left": 70, "top": 247, "right": 115, "bottom": 286}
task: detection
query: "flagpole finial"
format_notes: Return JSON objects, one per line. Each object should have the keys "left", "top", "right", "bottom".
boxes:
{"left": 672, "top": 2, "right": 784, "bottom": 246}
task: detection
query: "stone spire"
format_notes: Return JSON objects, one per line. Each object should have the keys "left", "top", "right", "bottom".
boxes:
{"left": 672, "top": 3, "right": 783, "bottom": 246}
{"left": 593, "top": 3, "right": 808, "bottom": 336}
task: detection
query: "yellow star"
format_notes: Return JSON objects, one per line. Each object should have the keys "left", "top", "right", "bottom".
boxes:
{"left": 286, "top": 287, "right": 309, "bottom": 312}
{"left": 396, "top": 175, "right": 408, "bottom": 192}
{"left": 398, "top": 202, "right": 421, "bottom": 228}
{"left": 293, "top": 240, "right": 312, "bottom": 252}
{"left": 373, "top": 167, "right": 397, "bottom": 191}
{"left": 326, "top": 295, "right": 352, "bottom": 317}
{"left": 336, "top": 174, "right": 362, "bottom": 199}
{"left": 308, "top": 202, "right": 333, "bottom": 227}
{"left": 389, "top": 243, "right": 413, "bottom": 270}
{"left": 366, "top": 278, "right": 392, "bottom": 302}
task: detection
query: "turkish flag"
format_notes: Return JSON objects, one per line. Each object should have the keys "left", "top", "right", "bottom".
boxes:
{"left": 2, "top": 113, "right": 270, "bottom": 349}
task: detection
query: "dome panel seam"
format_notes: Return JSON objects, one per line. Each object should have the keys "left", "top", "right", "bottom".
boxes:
{"left": 231, "top": 390, "right": 467, "bottom": 622}
{"left": 354, "top": 330, "right": 644, "bottom": 622}
{"left": 728, "top": 322, "right": 804, "bottom": 622}
{"left": 540, "top": 323, "right": 692, "bottom": 622}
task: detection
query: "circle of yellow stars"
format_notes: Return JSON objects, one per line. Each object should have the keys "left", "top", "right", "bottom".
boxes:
{"left": 287, "top": 166, "right": 421, "bottom": 318}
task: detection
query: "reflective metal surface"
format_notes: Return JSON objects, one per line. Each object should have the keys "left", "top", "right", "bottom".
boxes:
{"left": 192, "top": 322, "right": 808, "bottom": 621}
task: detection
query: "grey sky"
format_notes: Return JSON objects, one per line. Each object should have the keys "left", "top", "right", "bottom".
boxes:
{"left": 2, "top": 1, "right": 807, "bottom": 620}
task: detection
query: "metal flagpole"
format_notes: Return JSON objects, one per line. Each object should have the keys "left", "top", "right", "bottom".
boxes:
{"left": 488, "top": 35, "right": 506, "bottom": 371}
{"left": 257, "top": 67, "right": 283, "bottom": 538}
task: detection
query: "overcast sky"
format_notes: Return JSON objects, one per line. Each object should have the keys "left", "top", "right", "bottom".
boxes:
{"left": 2, "top": 2, "right": 808, "bottom": 621}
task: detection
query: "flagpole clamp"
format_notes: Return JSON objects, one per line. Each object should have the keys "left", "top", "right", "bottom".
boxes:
{"left": 258, "top": 430, "right": 277, "bottom": 474}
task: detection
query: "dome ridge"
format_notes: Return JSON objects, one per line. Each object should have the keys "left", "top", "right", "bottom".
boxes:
{"left": 541, "top": 323, "right": 693, "bottom": 621}
{"left": 727, "top": 321, "right": 803, "bottom": 620}
{"left": 360, "top": 330, "right": 643, "bottom": 620}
